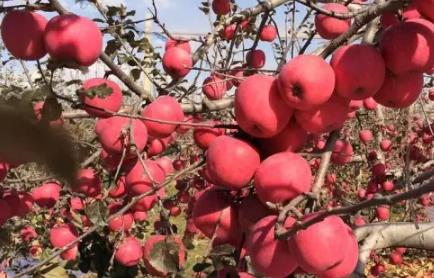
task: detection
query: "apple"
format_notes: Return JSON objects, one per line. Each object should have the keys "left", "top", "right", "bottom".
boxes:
{"left": 80, "top": 78, "right": 123, "bottom": 118}
{"left": 278, "top": 55, "right": 335, "bottom": 111}
{"left": 109, "top": 176, "right": 127, "bottom": 198}
{"left": 238, "top": 195, "right": 273, "bottom": 232}
{"left": 212, "top": 0, "right": 231, "bottom": 15}
{"left": 99, "top": 149, "right": 137, "bottom": 173}
{"left": 155, "top": 156, "right": 175, "bottom": 175}
{"left": 1, "top": 10, "right": 47, "bottom": 60}
{"left": 235, "top": 74, "right": 293, "bottom": 138}
{"left": 162, "top": 47, "right": 192, "bottom": 79}
{"left": 31, "top": 182, "right": 61, "bottom": 208}
{"left": 72, "top": 168, "right": 102, "bottom": 198}
{"left": 389, "top": 251, "right": 403, "bottom": 265}
{"left": 331, "top": 44, "right": 385, "bottom": 100}
{"left": 353, "top": 215, "right": 366, "bottom": 226}
{"left": 379, "top": 20, "right": 434, "bottom": 74}
{"left": 205, "top": 136, "right": 260, "bottom": 190}
{"left": 70, "top": 197, "right": 85, "bottom": 211}
{"left": 220, "top": 24, "right": 236, "bottom": 40}
{"left": 143, "top": 235, "right": 186, "bottom": 276}
{"left": 294, "top": 95, "right": 350, "bottom": 134}
{"left": 331, "top": 139, "right": 353, "bottom": 165}
{"left": 192, "top": 188, "right": 241, "bottom": 246}
{"left": 0, "top": 162, "right": 8, "bottom": 182}
{"left": 258, "top": 120, "right": 307, "bottom": 157}
{"left": 288, "top": 215, "right": 352, "bottom": 274}
{"left": 147, "top": 137, "right": 168, "bottom": 157}
{"left": 165, "top": 39, "right": 191, "bottom": 53}
{"left": 376, "top": 205, "right": 390, "bottom": 220}
{"left": 317, "top": 226, "right": 359, "bottom": 278}
{"left": 108, "top": 202, "right": 134, "bottom": 232}
{"left": 141, "top": 96, "right": 184, "bottom": 138}
{"left": 359, "top": 129, "right": 373, "bottom": 144}
{"left": 259, "top": 24, "right": 277, "bottom": 41}
{"left": 246, "top": 49, "right": 265, "bottom": 68}
{"left": 380, "top": 139, "right": 392, "bottom": 151}
{"left": 21, "top": 225, "right": 38, "bottom": 242}
{"left": 125, "top": 160, "right": 166, "bottom": 196}
{"left": 254, "top": 152, "right": 312, "bottom": 204}
{"left": 370, "top": 263, "right": 385, "bottom": 276}
{"left": 193, "top": 121, "right": 225, "bottom": 149}
{"left": 245, "top": 215, "right": 298, "bottom": 277}
{"left": 49, "top": 223, "right": 79, "bottom": 261}
{"left": 402, "top": 3, "right": 422, "bottom": 20}
{"left": 133, "top": 211, "right": 148, "bottom": 222}
{"left": 44, "top": 14, "right": 102, "bottom": 66}
{"left": 380, "top": 11, "right": 399, "bottom": 29}
{"left": 114, "top": 236, "right": 143, "bottom": 267}
{"left": 373, "top": 71, "right": 423, "bottom": 108}
{"left": 382, "top": 180, "right": 394, "bottom": 192}
{"left": 202, "top": 75, "right": 227, "bottom": 100}
{"left": 363, "top": 97, "right": 378, "bottom": 110}
{"left": 131, "top": 188, "right": 165, "bottom": 212}
{"left": 414, "top": 0, "right": 434, "bottom": 22}
{"left": 315, "top": 4, "right": 351, "bottom": 40}
{"left": 96, "top": 116, "right": 148, "bottom": 156}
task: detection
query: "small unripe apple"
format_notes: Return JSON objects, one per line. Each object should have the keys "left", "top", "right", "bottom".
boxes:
{"left": 44, "top": 14, "right": 102, "bottom": 66}
{"left": 114, "top": 236, "right": 143, "bottom": 267}
{"left": 315, "top": 3, "right": 351, "bottom": 40}
{"left": 259, "top": 25, "right": 277, "bottom": 41}
{"left": 80, "top": 78, "right": 123, "bottom": 118}
{"left": 1, "top": 10, "right": 47, "bottom": 60}
{"left": 278, "top": 55, "right": 335, "bottom": 111}
{"left": 246, "top": 49, "right": 265, "bottom": 69}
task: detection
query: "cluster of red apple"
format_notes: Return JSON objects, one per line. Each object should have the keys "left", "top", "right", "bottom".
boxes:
{"left": 1, "top": 10, "right": 102, "bottom": 66}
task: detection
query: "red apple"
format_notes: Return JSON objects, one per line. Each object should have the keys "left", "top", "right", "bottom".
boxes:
{"left": 288, "top": 215, "right": 352, "bottom": 274}
{"left": 246, "top": 49, "right": 265, "bottom": 69}
{"left": 220, "top": 24, "right": 236, "bottom": 40}
{"left": 235, "top": 74, "right": 293, "bottom": 138}
{"left": 114, "top": 236, "right": 143, "bottom": 267}
{"left": 315, "top": 4, "right": 351, "bottom": 40}
{"left": 376, "top": 205, "right": 390, "bottom": 220}
{"left": 49, "top": 223, "right": 79, "bottom": 261}
{"left": 162, "top": 47, "right": 192, "bottom": 79}
{"left": 380, "top": 139, "right": 392, "bottom": 151}
{"left": 165, "top": 39, "right": 191, "bottom": 53}
{"left": 238, "top": 195, "right": 273, "bottom": 232}
{"left": 108, "top": 203, "right": 134, "bottom": 232}
{"left": 402, "top": 3, "right": 422, "bottom": 20}
{"left": 373, "top": 71, "right": 423, "bottom": 108}
{"left": 44, "top": 14, "right": 102, "bottom": 66}
{"left": 31, "top": 182, "right": 61, "bottom": 208}
{"left": 192, "top": 188, "right": 241, "bottom": 246}
{"left": 263, "top": 123, "right": 307, "bottom": 160}
{"left": 331, "top": 139, "right": 353, "bottom": 165}
{"left": 246, "top": 215, "right": 298, "bottom": 278}
{"left": 212, "top": 0, "right": 231, "bottom": 15}
{"left": 259, "top": 24, "right": 277, "bottom": 41}
{"left": 0, "top": 162, "right": 8, "bottom": 182}
{"left": 202, "top": 75, "right": 227, "bottom": 100}
{"left": 294, "top": 95, "right": 350, "bottom": 134}
{"left": 193, "top": 121, "right": 225, "bottom": 149}
{"left": 206, "top": 136, "right": 260, "bottom": 190}
{"left": 21, "top": 225, "right": 37, "bottom": 242}
{"left": 389, "top": 251, "right": 403, "bottom": 265}
{"left": 73, "top": 168, "right": 102, "bottom": 198}
{"left": 414, "top": 0, "right": 434, "bottom": 22}
{"left": 155, "top": 156, "right": 175, "bottom": 175}
{"left": 109, "top": 176, "right": 127, "bottom": 198}
{"left": 331, "top": 44, "right": 385, "bottom": 100}
{"left": 363, "top": 97, "right": 378, "bottom": 110}
{"left": 141, "top": 96, "right": 184, "bottom": 138}
{"left": 382, "top": 180, "right": 394, "bottom": 192}
{"left": 33, "top": 101, "right": 64, "bottom": 128}
{"left": 80, "top": 78, "right": 123, "bottom": 118}
{"left": 353, "top": 215, "right": 366, "bottom": 226}
{"left": 379, "top": 20, "right": 434, "bottom": 74}
{"left": 96, "top": 116, "right": 148, "bottom": 156}
{"left": 1, "top": 10, "right": 47, "bottom": 60}
{"left": 359, "top": 129, "right": 373, "bottom": 144}
{"left": 125, "top": 160, "right": 166, "bottom": 196}
{"left": 278, "top": 55, "right": 335, "bottom": 111}
{"left": 380, "top": 11, "right": 399, "bottom": 29}
{"left": 254, "top": 152, "right": 312, "bottom": 204}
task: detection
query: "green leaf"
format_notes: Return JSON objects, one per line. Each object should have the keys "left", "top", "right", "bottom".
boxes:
{"left": 81, "top": 83, "right": 114, "bottom": 99}
{"left": 85, "top": 200, "right": 108, "bottom": 226}
{"left": 149, "top": 236, "right": 181, "bottom": 274}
